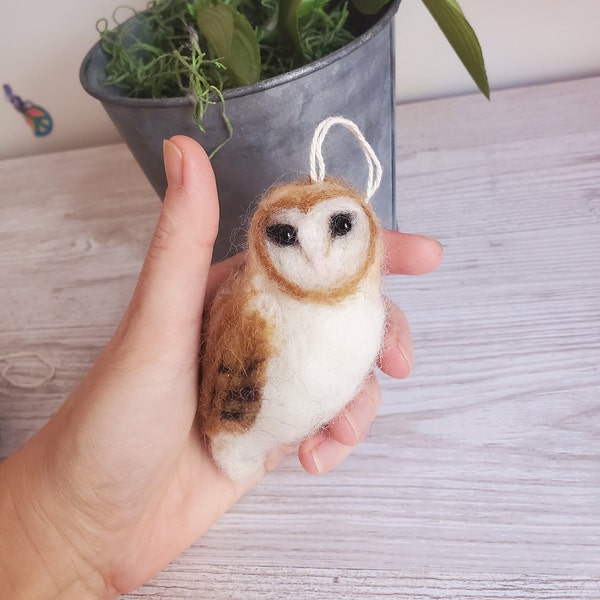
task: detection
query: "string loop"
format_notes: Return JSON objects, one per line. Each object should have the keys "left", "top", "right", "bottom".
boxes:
{"left": 309, "top": 116, "right": 383, "bottom": 202}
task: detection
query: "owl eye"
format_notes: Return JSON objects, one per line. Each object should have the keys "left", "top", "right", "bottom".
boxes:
{"left": 266, "top": 223, "right": 298, "bottom": 246}
{"left": 329, "top": 212, "right": 353, "bottom": 238}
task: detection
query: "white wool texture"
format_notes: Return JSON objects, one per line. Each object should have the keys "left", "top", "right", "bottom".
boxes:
{"left": 209, "top": 265, "right": 386, "bottom": 481}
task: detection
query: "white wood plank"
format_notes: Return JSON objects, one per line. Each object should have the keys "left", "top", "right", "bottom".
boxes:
{"left": 131, "top": 565, "right": 600, "bottom": 599}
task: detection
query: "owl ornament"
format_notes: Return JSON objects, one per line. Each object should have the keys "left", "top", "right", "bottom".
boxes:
{"left": 198, "top": 117, "right": 387, "bottom": 480}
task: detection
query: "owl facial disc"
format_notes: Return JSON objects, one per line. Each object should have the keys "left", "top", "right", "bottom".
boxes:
{"left": 263, "top": 196, "right": 371, "bottom": 292}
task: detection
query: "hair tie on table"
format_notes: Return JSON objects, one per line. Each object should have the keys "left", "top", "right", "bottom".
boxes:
{"left": 0, "top": 352, "right": 56, "bottom": 389}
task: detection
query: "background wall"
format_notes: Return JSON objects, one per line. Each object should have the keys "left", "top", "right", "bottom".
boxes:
{"left": 1, "top": 0, "right": 599, "bottom": 160}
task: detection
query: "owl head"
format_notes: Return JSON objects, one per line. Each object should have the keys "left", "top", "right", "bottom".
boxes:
{"left": 248, "top": 177, "right": 383, "bottom": 303}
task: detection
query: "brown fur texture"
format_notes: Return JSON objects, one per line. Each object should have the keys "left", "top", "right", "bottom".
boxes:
{"left": 198, "top": 265, "right": 273, "bottom": 436}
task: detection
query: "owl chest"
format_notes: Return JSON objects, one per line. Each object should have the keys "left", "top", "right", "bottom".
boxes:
{"left": 250, "top": 287, "right": 385, "bottom": 437}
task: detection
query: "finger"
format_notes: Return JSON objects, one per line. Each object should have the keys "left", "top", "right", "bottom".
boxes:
{"left": 383, "top": 230, "right": 443, "bottom": 275}
{"left": 379, "top": 299, "right": 413, "bottom": 379}
{"left": 299, "top": 376, "right": 381, "bottom": 475}
{"left": 299, "top": 430, "right": 352, "bottom": 476}
{"left": 327, "top": 375, "right": 381, "bottom": 446}
{"left": 126, "top": 136, "right": 219, "bottom": 350}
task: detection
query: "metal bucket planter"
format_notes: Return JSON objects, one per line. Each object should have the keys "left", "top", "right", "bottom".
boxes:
{"left": 80, "top": 0, "right": 401, "bottom": 261}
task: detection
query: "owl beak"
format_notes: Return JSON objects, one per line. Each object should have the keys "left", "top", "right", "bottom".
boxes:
{"left": 307, "top": 250, "right": 327, "bottom": 274}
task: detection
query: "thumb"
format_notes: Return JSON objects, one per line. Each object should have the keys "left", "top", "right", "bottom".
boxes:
{"left": 125, "top": 135, "right": 219, "bottom": 354}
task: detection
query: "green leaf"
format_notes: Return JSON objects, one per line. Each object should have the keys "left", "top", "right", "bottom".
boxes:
{"left": 297, "top": 0, "right": 324, "bottom": 18}
{"left": 351, "top": 0, "right": 389, "bottom": 16}
{"left": 278, "top": 0, "right": 304, "bottom": 60}
{"left": 420, "top": 0, "right": 490, "bottom": 99}
{"left": 196, "top": 4, "right": 261, "bottom": 86}
{"left": 444, "top": 0, "right": 464, "bottom": 15}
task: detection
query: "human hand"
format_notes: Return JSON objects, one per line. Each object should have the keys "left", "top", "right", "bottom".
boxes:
{"left": 0, "top": 136, "right": 442, "bottom": 598}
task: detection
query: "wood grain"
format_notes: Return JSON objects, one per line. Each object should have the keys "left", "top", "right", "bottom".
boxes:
{"left": 1, "top": 76, "right": 599, "bottom": 598}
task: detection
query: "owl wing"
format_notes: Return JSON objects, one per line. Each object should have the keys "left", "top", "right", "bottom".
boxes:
{"left": 198, "top": 268, "right": 272, "bottom": 437}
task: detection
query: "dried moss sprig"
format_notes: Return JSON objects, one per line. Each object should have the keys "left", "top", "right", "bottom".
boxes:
{"left": 98, "top": 0, "right": 356, "bottom": 99}
{"left": 98, "top": 1, "right": 230, "bottom": 137}
{"left": 97, "top": 0, "right": 356, "bottom": 152}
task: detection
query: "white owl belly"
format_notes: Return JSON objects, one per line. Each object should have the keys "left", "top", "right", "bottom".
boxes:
{"left": 209, "top": 283, "right": 386, "bottom": 480}
{"left": 253, "top": 288, "right": 386, "bottom": 444}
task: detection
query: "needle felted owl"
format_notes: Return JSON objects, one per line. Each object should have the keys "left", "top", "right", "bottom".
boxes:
{"left": 198, "top": 117, "right": 387, "bottom": 480}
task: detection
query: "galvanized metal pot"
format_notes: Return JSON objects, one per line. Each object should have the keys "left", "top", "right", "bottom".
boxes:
{"left": 81, "top": 1, "right": 401, "bottom": 261}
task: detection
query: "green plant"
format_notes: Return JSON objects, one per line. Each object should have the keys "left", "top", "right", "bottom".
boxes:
{"left": 420, "top": 0, "right": 488, "bottom": 98}
{"left": 97, "top": 0, "right": 488, "bottom": 150}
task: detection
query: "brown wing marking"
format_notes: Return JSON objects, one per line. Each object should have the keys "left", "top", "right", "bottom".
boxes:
{"left": 198, "top": 269, "right": 272, "bottom": 436}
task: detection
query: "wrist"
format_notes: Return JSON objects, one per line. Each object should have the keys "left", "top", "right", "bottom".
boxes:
{"left": 0, "top": 435, "right": 113, "bottom": 599}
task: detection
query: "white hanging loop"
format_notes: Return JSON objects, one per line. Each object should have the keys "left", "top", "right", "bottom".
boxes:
{"left": 309, "top": 116, "right": 383, "bottom": 203}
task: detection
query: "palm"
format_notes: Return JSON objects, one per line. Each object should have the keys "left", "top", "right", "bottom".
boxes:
{"left": 104, "top": 431, "right": 243, "bottom": 593}
{"left": 63, "top": 349, "right": 252, "bottom": 593}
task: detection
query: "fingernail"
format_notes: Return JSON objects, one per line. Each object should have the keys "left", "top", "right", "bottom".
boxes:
{"left": 344, "top": 409, "right": 360, "bottom": 441}
{"left": 310, "top": 437, "right": 344, "bottom": 475}
{"left": 310, "top": 448, "right": 324, "bottom": 474}
{"left": 400, "top": 348, "right": 413, "bottom": 374}
{"left": 163, "top": 139, "right": 183, "bottom": 188}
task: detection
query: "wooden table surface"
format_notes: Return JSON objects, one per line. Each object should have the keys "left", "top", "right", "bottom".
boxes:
{"left": 1, "top": 76, "right": 599, "bottom": 598}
